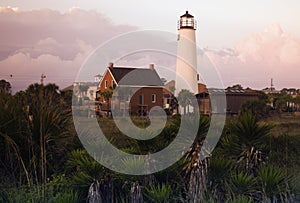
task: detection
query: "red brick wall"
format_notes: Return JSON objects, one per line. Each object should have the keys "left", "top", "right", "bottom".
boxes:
{"left": 98, "top": 69, "right": 163, "bottom": 114}
{"left": 130, "top": 87, "right": 163, "bottom": 114}
{"left": 99, "top": 69, "right": 114, "bottom": 102}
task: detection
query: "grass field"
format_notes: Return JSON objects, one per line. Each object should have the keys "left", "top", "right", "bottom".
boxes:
{"left": 261, "top": 113, "right": 300, "bottom": 137}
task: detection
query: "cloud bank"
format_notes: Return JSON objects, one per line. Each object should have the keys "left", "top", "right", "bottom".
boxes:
{"left": 0, "top": 7, "right": 137, "bottom": 92}
{"left": 0, "top": 6, "right": 299, "bottom": 92}
{"left": 206, "top": 24, "right": 300, "bottom": 89}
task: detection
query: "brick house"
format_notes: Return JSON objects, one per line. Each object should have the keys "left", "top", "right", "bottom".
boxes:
{"left": 96, "top": 63, "right": 163, "bottom": 115}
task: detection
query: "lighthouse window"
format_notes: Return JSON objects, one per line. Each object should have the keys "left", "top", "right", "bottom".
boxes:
{"left": 180, "top": 18, "right": 194, "bottom": 28}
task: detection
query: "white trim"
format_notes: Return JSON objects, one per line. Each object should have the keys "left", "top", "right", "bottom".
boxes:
{"left": 105, "top": 80, "right": 108, "bottom": 89}
{"left": 107, "top": 68, "right": 118, "bottom": 85}
{"left": 98, "top": 69, "right": 108, "bottom": 88}
{"left": 151, "top": 94, "right": 156, "bottom": 103}
{"left": 98, "top": 68, "right": 119, "bottom": 90}
{"left": 118, "top": 85, "right": 164, "bottom": 88}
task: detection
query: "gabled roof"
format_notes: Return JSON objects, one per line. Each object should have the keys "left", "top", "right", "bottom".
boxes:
{"left": 164, "top": 80, "right": 175, "bottom": 91}
{"left": 109, "top": 67, "right": 163, "bottom": 87}
{"left": 109, "top": 67, "right": 135, "bottom": 83}
{"left": 198, "top": 83, "right": 208, "bottom": 94}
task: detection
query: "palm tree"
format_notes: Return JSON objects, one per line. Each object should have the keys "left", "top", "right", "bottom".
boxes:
{"left": 23, "top": 83, "right": 72, "bottom": 199}
{"left": 0, "top": 88, "right": 38, "bottom": 190}
{"left": 99, "top": 85, "right": 115, "bottom": 117}
{"left": 293, "top": 96, "right": 300, "bottom": 111}
{"left": 177, "top": 89, "right": 195, "bottom": 115}
{"left": 100, "top": 90, "right": 113, "bottom": 117}
{"left": 0, "top": 79, "right": 12, "bottom": 94}
{"left": 0, "top": 83, "right": 73, "bottom": 201}
{"left": 113, "top": 86, "right": 132, "bottom": 116}
{"left": 275, "top": 94, "right": 293, "bottom": 113}
{"left": 79, "top": 84, "right": 89, "bottom": 99}
{"left": 240, "top": 99, "right": 270, "bottom": 120}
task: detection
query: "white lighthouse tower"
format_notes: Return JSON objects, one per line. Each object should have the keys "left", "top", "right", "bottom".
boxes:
{"left": 175, "top": 11, "right": 198, "bottom": 96}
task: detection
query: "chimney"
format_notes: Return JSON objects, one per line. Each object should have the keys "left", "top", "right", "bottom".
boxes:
{"left": 149, "top": 63, "right": 154, "bottom": 70}
{"left": 108, "top": 62, "right": 114, "bottom": 68}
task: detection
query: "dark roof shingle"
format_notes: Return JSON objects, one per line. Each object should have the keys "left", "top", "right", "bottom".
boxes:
{"left": 109, "top": 67, "right": 163, "bottom": 86}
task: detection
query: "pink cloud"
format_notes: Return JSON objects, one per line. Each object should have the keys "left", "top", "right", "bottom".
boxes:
{"left": 205, "top": 24, "right": 300, "bottom": 89}
{"left": 0, "top": 6, "right": 299, "bottom": 92}
{"left": 0, "top": 42, "right": 91, "bottom": 91}
{"left": 0, "top": 7, "right": 137, "bottom": 92}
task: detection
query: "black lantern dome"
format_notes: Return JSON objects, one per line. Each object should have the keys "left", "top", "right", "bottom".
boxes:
{"left": 177, "top": 11, "right": 197, "bottom": 30}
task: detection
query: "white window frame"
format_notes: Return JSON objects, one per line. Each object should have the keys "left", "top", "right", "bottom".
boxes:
{"left": 151, "top": 94, "right": 156, "bottom": 103}
{"left": 105, "top": 80, "right": 108, "bottom": 89}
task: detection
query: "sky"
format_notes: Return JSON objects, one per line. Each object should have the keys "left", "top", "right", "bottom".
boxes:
{"left": 0, "top": 0, "right": 300, "bottom": 92}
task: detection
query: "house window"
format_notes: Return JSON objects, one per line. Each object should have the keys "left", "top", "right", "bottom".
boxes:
{"left": 151, "top": 94, "right": 156, "bottom": 103}
{"left": 139, "top": 94, "right": 143, "bottom": 105}
{"left": 111, "top": 80, "right": 115, "bottom": 88}
{"left": 105, "top": 80, "right": 108, "bottom": 89}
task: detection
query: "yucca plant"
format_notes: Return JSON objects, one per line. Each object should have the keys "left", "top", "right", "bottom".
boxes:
{"left": 257, "top": 165, "right": 293, "bottom": 202}
{"left": 208, "top": 157, "right": 234, "bottom": 201}
{"left": 219, "top": 125, "right": 242, "bottom": 159}
{"left": 121, "top": 156, "right": 146, "bottom": 175}
{"left": 144, "top": 183, "right": 173, "bottom": 203}
{"left": 66, "top": 149, "right": 111, "bottom": 202}
{"left": 181, "top": 116, "right": 210, "bottom": 202}
{"left": 226, "top": 195, "right": 254, "bottom": 203}
{"left": 49, "top": 190, "right": 80, "bottom": 203}
{"left": 231, "top": 113, "right": 272, "bottom": 172}
{"left": 0, "top": 186, "right": 43, "bottom": 203}
{"left": 130, "top": 181, "right": 143, "bottom": 203}
{"left": 229, "top": 171, "right": 258, "bottom": 199}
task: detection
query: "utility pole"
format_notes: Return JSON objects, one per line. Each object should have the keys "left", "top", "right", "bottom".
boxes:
{"left": 271, "top": 78, "right": 274, "bottom": 92}
{"left": 40, "top": 74, "right": 46, "bottom": 84}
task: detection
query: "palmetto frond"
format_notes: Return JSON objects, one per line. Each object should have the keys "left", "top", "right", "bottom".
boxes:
{"left": 232, "top": 113, "right": 272, "bottom": 147}
{"left": 231, "top": 113, "right": 272, "bottom": 171}
{"left": 229, "top": 171, "right": 258, "bottom": 197}
{"left": 258, "top": 165, "right": 292, "bottom": 201}
{"left": 144, "top": 183, "right": 172, "bottom": 203}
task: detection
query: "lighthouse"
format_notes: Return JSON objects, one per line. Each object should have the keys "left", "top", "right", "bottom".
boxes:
{"left": 175, "top": 11, "right": 198, "bottom": 96}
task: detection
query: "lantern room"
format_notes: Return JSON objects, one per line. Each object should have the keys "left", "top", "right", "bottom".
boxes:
{"left": 177, "top": 11, "right": 197, "bottom": 30}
